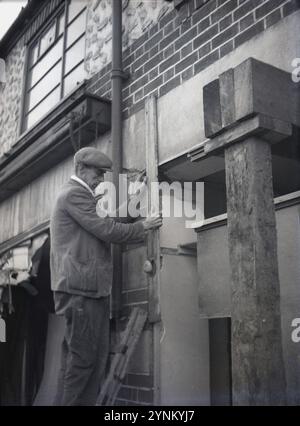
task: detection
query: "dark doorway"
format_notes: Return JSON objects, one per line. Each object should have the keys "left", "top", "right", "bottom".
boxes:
{"left": 209, "top": 317, "right": 232, "bottom": 406}
{"left": 0, "top": 237, "right": 53, "bottom": 406}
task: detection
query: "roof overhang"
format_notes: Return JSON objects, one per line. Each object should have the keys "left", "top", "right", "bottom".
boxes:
{"left": 0, "top": 0, "right": 63, "bottom": 57}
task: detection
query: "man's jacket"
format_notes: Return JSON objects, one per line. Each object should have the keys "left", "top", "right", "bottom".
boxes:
{"left": 50, "top": 179, "right": 145, "bottom": 298}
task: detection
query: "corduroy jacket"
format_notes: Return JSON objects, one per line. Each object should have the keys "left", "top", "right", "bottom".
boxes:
{"left": 50, "top": 179, "right": 145, "bottom": 298}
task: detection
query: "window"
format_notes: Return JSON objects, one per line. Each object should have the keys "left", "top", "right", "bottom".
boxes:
{"left": 22, "top": 0, "right": 87, "bottom": 132}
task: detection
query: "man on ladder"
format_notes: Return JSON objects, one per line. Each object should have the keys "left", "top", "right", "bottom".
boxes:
{"left": 50, "top": 147, "right": 162, "bottom": 406}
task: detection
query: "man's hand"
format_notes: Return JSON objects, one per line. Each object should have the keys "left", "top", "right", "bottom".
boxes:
{"left": 142, "top": 214, "right": 163, "bottom": 231}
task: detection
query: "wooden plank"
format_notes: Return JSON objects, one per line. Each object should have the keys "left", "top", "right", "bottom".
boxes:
{"left": 204, "top": 114, "right": 292, "bottom": 155}
{"left": 219, "top": 69, "right": 235, "bottom": 129}
{"left": 145, "top": 94, "right": 162, "bottom": 407}
{"left": 232, "top": 58, "right": 254, "bottom": 124}
{"left": 203, "top": 79, "right": 222, "bottom": 138}
{"left": 145, "top": 94, "right": 161, "bottom": 324}
{"left": 152, "top": 322, "right": 161, "bottom": 405}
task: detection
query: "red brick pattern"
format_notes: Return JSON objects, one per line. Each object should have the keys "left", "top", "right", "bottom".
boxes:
{"left": 87, "top": 0, "right": 299, "bottom": 121}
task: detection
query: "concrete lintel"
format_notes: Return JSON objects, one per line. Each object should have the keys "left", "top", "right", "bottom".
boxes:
{"left": 204, "top": 114, "right": 292, "bottom": 155}
{"left": 203, "top": 58, "right": 300, "bottom": 139}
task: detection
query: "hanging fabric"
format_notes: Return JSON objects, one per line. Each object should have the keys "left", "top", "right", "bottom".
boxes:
{"left": 0, "top": 316, "right": 5, "bottom": 343}
{"left": 0, "top": 233, "right": 51, "bottom": 405}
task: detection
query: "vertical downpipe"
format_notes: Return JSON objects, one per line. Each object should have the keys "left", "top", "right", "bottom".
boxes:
{"left": 111, "top": 0, "right": 123, "bottom": 319}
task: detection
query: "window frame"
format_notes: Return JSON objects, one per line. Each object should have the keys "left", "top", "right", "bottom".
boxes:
{"left": 20, "top": 0, "right": 87, "bottom": 134}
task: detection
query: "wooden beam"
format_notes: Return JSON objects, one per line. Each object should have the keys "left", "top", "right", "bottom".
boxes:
{"left": 202, "top": 57, "right": 292, "bottom": 405}
{"left": 204, "top": 114, "right": 292, "bottom": 155}
{"left": 234, "top": 58, "right": 300, "bottom": 127}
{"left": 145, "top": 94, "right": 161, "bottom": 324}
{"left": 219, "top": 68, "right": 235, "bottom": 129}
{"left": 145, "top": 94, "right": 162, "bottom": 406}
{"left": 225, "top": 136, "right": 286, "bottom": 405}
{"left": 203, "top": 79, "right": 222, "bottom": 138}
{"left": 203, "top": 58, "right": 300, "bottom": 140}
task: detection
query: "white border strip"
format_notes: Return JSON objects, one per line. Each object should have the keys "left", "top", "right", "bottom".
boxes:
{"left": 194, "top": 190, "right": 300, "bottom": 231}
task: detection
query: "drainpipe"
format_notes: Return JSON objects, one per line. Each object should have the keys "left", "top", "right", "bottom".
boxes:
{"left": 111, "top": 0, "right": 123, "bottom": 319}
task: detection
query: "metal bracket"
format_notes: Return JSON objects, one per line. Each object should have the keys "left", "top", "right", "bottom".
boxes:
{"left": 68, "top": 108, "right": 85, "bottom": 152}
{"left": 111, "top": 69, "right": 130, "bottom": 81}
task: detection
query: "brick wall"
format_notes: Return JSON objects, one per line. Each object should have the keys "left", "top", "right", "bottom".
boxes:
{"left": 87, "top": 0, "right": 300, "bottom": 121}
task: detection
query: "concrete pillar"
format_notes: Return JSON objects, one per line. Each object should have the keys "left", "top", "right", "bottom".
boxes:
{"left": 202, "top": 58, "right": 299, "bottom": 405}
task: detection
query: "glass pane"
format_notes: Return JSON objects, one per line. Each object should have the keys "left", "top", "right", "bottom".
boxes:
{"left": 29, "top": 42, "right": 39, "bottom": 67}
{"left": 40, "top": 22, "right": 56, "bottom": 56}
{"left": 25, "top": 86, "right": 60, "bottom": 130}
{"left": 65, "top": 36, "right": 85, "bottom": 74}
{"left": 30, "top": 38, "right": 63, "bottom": 87}
{"left": 63, "top": 61, "right": 84, "bottom": 96}
{"left": 68, "top": 0, "right": 86, "bottom": 23}
{"left": 28, "top": 61, "right": 62, "bottom": 111}
{"left": 66, "top": 9, "right": 86, "bottom": 47}
{"left": 58, "top": 12, "right": 65, "bottom": 36}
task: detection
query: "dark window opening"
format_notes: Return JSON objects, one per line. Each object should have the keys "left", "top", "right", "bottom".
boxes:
{"left": 202, "top": 130, "right": 300, "bottom": 219}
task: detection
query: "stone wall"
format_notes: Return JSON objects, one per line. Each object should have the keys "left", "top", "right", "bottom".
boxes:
{"left": 85, "top": 0, "right": 173, "bottom": 77}
{"left": 0, "top": 40, "right": 26, "bottom": 158}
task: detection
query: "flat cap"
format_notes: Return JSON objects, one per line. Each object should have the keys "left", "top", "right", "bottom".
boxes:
{"left": 74, "top": 147, "right": 112, "bottom": 170}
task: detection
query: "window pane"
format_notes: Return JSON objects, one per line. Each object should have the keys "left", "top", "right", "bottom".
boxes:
{"left": 58, "top": 12, "right": 65, "bottom": 36}
{"left": 66, "top": 9, "right": 86, "bottom": 47}
{"left": 29, "top": 42, "right": 39, "bottom": 67}
{"left": 68, "top": 0, "right": 86, "bottom": 23}
{"left": 30, "top": 38, "right": 63, "bottom": 87}
{"left": 63, "top": 62, "right": 84, "bottom": 96}
{"left": 25, "top": 87, "right": 60, "bottom": 130}
{"left": 28, "top": 61, "right": 62, "bottom": 111}
{"left": 65, "top": 36, "right": 85, "bottom": 74}
{"left": 40, "top": 22, "right": 56, "bottom": 56}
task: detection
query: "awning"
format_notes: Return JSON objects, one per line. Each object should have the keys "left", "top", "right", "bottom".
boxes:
{"left": 0, "top": 233, "right": 49, "bottom": 313}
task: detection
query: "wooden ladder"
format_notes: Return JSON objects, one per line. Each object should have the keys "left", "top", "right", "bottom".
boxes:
{"left": 96, "top": 307, "right": 148, "bottom": 406}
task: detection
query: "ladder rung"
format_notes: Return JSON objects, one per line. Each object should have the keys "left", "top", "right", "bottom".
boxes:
{"left": 96, "top": 307, "right": 147, "bottom": 406}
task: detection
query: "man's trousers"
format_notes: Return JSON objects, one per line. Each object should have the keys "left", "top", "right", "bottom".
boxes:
{"left": 53, "top": 293, "right": 110, "bottom": 406}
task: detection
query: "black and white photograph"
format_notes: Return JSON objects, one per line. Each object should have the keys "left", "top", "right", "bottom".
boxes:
{"left": 0, "top": 0, "right": 299, "bottom": 411}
